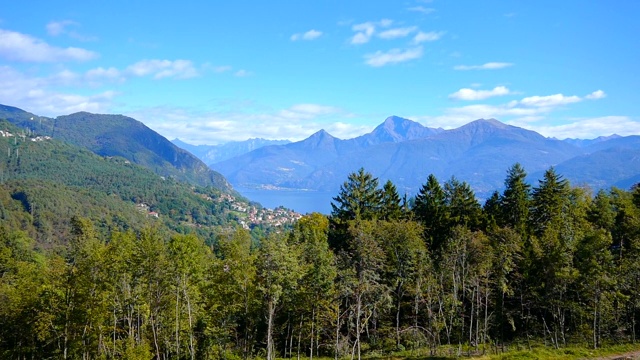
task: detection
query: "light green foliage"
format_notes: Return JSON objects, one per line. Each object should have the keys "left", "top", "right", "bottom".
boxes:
{"left": 257, "top": 232, "right": 303, "bottom": 360}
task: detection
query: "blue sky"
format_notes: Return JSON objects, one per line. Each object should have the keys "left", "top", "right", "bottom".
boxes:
{"left": 1, "top": 1, "right": 638, "bottom": 144}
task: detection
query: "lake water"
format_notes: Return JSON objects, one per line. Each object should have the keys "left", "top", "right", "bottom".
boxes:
{"left": 235, "top": 187, "right": 335, "bottom": 215}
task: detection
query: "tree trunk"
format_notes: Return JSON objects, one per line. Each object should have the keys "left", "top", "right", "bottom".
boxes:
{"left": 175, "top": 276, "right": 180, "bottom": 359}
{"left": 310, "top": 307, "right": 315, "bottom": 360}
{"left": 356, "top": 293, "right": 362, "bottom": 360}
{"left": 267, "top": 298, "right": 275, "bottom": 360}
{"left": 183, "top": 276, "right": 195, "bottom": 360}
{"left": 297, "top": 315, "right": 303, "bottom": 360}
{"left": 396, "top": 283, "right": 402, "bottom": 349}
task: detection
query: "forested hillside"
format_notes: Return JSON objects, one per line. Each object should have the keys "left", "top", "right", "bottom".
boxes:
{"left": 2, "top": 161, "right": 640, "bottom": 359}
{"left": 0, "top": 120, "right": 291, "bottom": 245}
{"left": 0, "top": 104, "right": 232, "bottom": 191}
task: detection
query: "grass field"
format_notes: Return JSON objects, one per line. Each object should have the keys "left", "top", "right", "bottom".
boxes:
{"left": 273, "top": 343, "right": 640, "bottom": 360}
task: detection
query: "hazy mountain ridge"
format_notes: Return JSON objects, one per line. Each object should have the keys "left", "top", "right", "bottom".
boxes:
{"left": 172, "top": 137, "right": 291, "bottom": 165}
{"left": 210, "top": 116, "right": 639, "bottom": 197}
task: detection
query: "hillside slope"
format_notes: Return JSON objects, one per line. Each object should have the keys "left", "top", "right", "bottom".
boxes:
{"left": 0, "top": 104, "right": 232, "bottom": 192}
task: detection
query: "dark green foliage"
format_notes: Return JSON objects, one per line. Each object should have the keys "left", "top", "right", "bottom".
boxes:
{"left": 412, "top": 174, "right": 448, "bottom": 251}
{"left": 499, "top": 163, "right": 531, "bottom": 237}
{"left": 443, "top": 176, "right": 482, "bottom": 230}
{"left": 380, "top": 179, "right": 404, "bottom": 220}
{"left": 329, "top": 168, "right": 383, "bottom": 251}
{"left": 330, "top": 167, "right": 383, "bottom": 222}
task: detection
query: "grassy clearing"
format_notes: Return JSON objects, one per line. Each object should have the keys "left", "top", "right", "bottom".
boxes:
{"left": 274, "top": 343, "right": 640, "bottom": 360}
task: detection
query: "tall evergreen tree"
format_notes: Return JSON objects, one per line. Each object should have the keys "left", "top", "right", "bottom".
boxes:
{"left": 499, "top": 163, "right": 531, "bottom": 237}
{"left": 330, "top": 168, "right": 382, "bottom": 222}
{"left": 412, "top": 174, "right": 448, "bottom": 252}
{"left": 483, "top": 190, "right": 501, "bottom": 231}
{"left": 530, "top": 167, "right": 570, "bottom": 238}
{"left": 380, "top": 180, "right": 404, "bottom": 221}
{"left": 444, "top": 177, "right": 482, "bottom": 231}
{"left": 329, "top": 168, "right": 382, "bottom": 250}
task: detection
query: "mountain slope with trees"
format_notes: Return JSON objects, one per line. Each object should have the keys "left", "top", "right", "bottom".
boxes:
{"left": 0, "top": 104, "right": 232, "bottom": 191}
{"left": 0, "top": 120, "right": 295, "bottom": 245}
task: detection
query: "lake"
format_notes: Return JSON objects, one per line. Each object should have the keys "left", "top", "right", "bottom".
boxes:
{"left": 235, "top": 187, "right": 335, "bottom": 215}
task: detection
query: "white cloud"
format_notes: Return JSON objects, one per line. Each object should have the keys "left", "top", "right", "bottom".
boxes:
{"left": 379, "top": 19, "right": 393, "bottom": 27}
{"left": 454, "top": 62, "right": 513, "bottom": 70}
{"left": 350, "top": 19, "right": 393, "bottom": 44}
{"left": 48, "top": 69, "right": 80, "bottom": 85}
{"left": 46, "top": 20, "right": 76, "bottom": 36}
{"left": 586, "top": 90, "right": 606, "bottom": 100}
{"left": 524, "top": 116, "right": 639, "bottom": 139}
{"left": 86, "top": 66, "right": 122, "bottom": 81}
{"left": 133, "top": 103, "right": 365, "bottom": 145}
{"left": 378, "top": 26, "right": 417, "bottom": 40}
{"left": 126, "top": 59, "right": 198, "bottom": 79}
{"left": 0, "top": 29, "right": 98, "bottom": 62}
{"left": 234, "top": 69, "right": 251, "bottom": 77}
{"left": 0, "top": 65, "right": 115, "bottom": 115}
{"left": 415, "top": 89, "right": 612, "bottom": 136}
{"left": 519, "top": 94, "right": 581, "bottom": 107}
{"left": 213, "top": 65, "right": 232, "bottom": 73}
{"left": 408, "top": 6, "right": 435, "bottom": 14}
{"left": 46, "top": 20, "right": 96, "bottom": 41}
{"left": 364, "top": 46, "right": 423, "bottom": 67}
{"left": 413, "top": 31, "right": 444, "bottom": 44}
{"left": 278, "top": 104, "right": 341, "bottom": 120}
{"left": 449, "top": 86, "right": 511, "bottom": 101}
{"left": 351, "top": 22, "right": 376, "bottom": 44}
{"left": 291, "top": 29, "right": 323, "bottom": 41}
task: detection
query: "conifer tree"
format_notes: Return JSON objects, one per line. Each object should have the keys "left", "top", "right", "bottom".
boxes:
{"left": 413, "top": 174, "right": 448, "bottom": 252}
{"left": 444, "top": 176, "right": 482, "bottom": 230}
{"left": 499, "top": 163, "right": 531, "bottom": 237}
{"left": 380, "top": 180, "right": 404, "bottom": 220}
{"left": 329, "top": 168, "right": 382, "bottom": 250}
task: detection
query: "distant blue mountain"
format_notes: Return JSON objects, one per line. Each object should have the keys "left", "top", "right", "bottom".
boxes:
{"left": 212, "top": 116, "right": 639, "bottom": 198}
{"left": 172, "top": 138, "right": 291, "bottom": 165}
{"left": 562, "top": 134, "right": 622, "bottom": 147}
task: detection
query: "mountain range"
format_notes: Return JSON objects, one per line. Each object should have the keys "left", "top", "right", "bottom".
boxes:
{"left": 4, "top": 101, "right": 639, "bottom": 211}
{"left": 0, "top": 104, "right": 305, "bottom": 245}
{"left": 0, "top": 104, "right": 232, "bottom": 192}
{"left": 206, "top": 116, "right": 640, "bottom": 199}
{"left": 172, "top": 138, "right": 291, "bottom": 165}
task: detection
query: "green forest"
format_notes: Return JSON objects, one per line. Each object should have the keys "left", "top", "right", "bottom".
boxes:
{"left": 2, "top": 162, "right": 640, "bottom": 360}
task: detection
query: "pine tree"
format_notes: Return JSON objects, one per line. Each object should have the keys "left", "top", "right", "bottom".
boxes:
{"left": 330, "top": 168, "right": 383, "bottom": 222}
{"left": 499, "top": 163, "right": 531, "bottom": 237}
{"left": 444, "top": 176, "right": 482, "bottom": 230}
{"left": 329, "top": 168, "right": 382, "bottom": 250}
{"left": 380, "top": 180, "right": 404, "bottom": 221}
{"left": 413, "top": 174, "right": 448, "bottom": 252}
